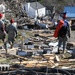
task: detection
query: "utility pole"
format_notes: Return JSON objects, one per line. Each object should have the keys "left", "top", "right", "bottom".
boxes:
{"left": 35, "top": 0, "right": 38, "bottom": 21}
{"left": 36, "top": 0, "right": 38, "bottom": 15}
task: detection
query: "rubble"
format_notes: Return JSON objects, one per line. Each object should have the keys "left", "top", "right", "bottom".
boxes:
{"left": 0, "top": 1, "right": 75, "bottom": 75}
{"left": 0, "top": 28, "right": 75, "bottom": 74}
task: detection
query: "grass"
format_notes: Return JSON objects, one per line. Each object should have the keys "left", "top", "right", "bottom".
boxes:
{"left": 0, "top": 58, "right": 10, "bottom": 64}
{"left": 16, "top": 30, "right": 34, "bottom": 41}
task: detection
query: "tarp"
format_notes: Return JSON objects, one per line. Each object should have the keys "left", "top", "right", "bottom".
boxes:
{"left": 0, "top": 4, "right": 6, "bottom": 13}
{"left": 64, "top": 6, "right": 75, "bottom": 17}
{"left": 0, "top": 4, "right": 6, "bottom": 19}
{"left": 49, "top": 42, "right": 58, "bottom": 47}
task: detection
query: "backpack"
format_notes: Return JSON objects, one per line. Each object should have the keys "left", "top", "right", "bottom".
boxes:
{"left": 0, "top": 20, "right": 5, "bottom": 40}
{"left": 58, "top": 20, "right": 68, "bottom": 37}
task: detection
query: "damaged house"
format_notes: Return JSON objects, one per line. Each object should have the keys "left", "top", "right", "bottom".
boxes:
{"left": 22, "top": 2, "right": 46, "bottom": 19}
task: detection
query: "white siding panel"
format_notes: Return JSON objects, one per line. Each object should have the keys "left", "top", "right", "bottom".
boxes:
{"left": 35, "top": 10, "right": 37, "bottom": 18}
{"left": 29, "top": 7, "right": 35, "bottom": 18}
{"left": 23, "top": 3, "right": 30, "bottom": 16}
{"left": 38, "top": 8, "right": 46, "bottom": 17}
{"left": 21, "top": 4, "right": 28, "bottom": 15}
{"left": 25, "top": 4, "right": 29, "bottom": 14}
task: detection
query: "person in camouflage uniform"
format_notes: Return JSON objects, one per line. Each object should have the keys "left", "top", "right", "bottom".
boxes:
{"left": 6, "top": 18, "right": 17, "bottom": 48}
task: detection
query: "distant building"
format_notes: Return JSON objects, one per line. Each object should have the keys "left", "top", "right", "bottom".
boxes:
{"left": 45, "top": 5, "right": 55, "bottom": 20}
{"left": 22, "top": 2, "right": 46, "bottom": 19}
{"left": 45, "top": 5, "right": 55, "bottom": 15}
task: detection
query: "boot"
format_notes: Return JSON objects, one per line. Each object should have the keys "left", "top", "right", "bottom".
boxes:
{"left": 58, "top": 48, "right": 60, "bottom": 54}
{"left": 10, "top": 44, "right": 13, "bottom": 49}
{"left": 55, "top": 48, "right": 60, "bottom": 54}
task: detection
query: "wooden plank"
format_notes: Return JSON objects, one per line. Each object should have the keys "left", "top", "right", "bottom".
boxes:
{"left": 39, "top": 33, "right": 53, "bottom": 37}
{"left": 14, "top": 60, "right": 54, "bottom": 64}
{"left": 14, "top": 55, "right": 28, "bottom": 60}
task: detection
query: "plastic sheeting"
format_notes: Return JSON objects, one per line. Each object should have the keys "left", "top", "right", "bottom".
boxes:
{"left": 0, "top": 4, "right": 6, "bottom": 13}
{"left": 49, "top": 42, "right": 58, "bottom": 47}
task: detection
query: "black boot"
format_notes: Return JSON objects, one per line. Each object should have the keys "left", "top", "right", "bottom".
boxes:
{"left": 55, "top": 48, "right": 60, "bottom": 54}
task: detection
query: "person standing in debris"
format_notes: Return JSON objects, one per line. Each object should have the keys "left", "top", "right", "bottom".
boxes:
{"left": 0, "top": 13, "right": 7, "bottom": 50}
{"left": 54, "top": 12, "right": 70, "bottom": 54}
{"left": 6, "top": 18, "right": 17, "bottom": 48}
